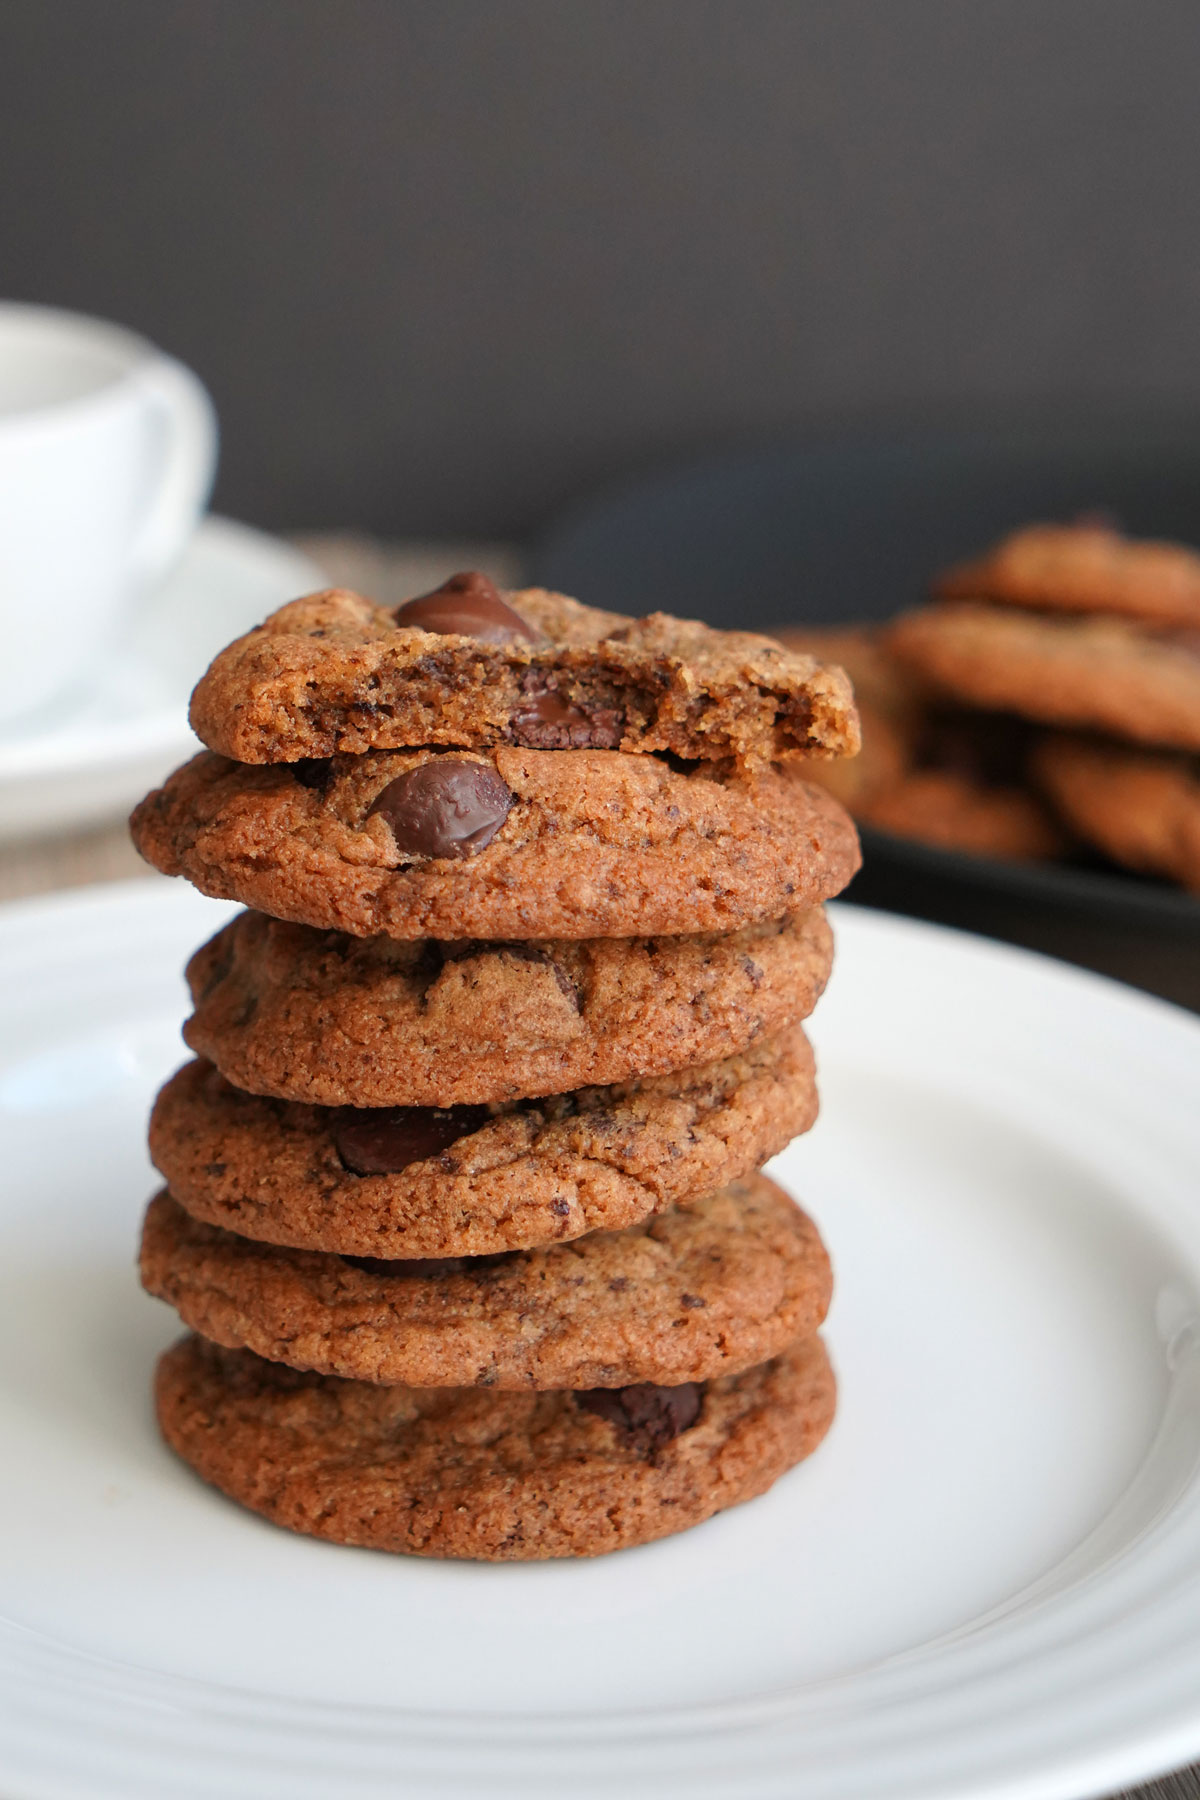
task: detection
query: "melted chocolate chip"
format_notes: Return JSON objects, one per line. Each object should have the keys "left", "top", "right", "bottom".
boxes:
{"left": 520, "top": 689, "right": 587, "bottom": 724}
{"left": 509, "top": 677, "right": 624, "bottom": 750}
{"left": 577, "top": 1382, "right": 703, "bottom": 1454}
{"left": 367, "top": 759, "right": 514, "bottom": 859}
{"left": 292, "top": 758, "right": 334, "bottom": 792}
{"left": 394, "top": 572, "right": 537, "bottom": 644}
{"left": 332, "top": 1104, "right": 489, "bottom": 1175}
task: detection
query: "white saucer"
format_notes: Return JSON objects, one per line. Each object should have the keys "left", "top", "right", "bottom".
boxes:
{"left": 1, "top": 886, "right": 1199, "bottom": 1800}
{"left": 0, "top": 517, "right": 324, "bottom": 842}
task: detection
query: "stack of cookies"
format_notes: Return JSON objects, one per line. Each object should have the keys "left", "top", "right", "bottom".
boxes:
{"left": 131, "top": 572, "right": 861, "bottom": 1560}
{"left": 888, "top": 521, "right": 1200, "bottom": 891}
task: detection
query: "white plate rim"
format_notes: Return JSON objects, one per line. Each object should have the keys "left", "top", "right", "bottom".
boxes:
{"left": 1, "top": 882, "right": 1199, "bottom": 1800}
{"left": 0, "top": 516, "right": 323, "bottom": 780}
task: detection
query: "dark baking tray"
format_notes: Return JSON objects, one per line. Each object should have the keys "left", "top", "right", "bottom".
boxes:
{"left": 530, "top": 419, "right": 1200, "bottom": 1010}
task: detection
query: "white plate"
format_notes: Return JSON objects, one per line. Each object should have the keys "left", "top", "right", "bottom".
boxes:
{"left": 1, "top": 884, "right": 1198, "bottom": 1800}
{"left": 0, "top": 517, "right": 323, "bottom": 842}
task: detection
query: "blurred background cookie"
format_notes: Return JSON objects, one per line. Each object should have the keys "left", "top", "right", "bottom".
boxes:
{"left": 779, "top": 628, "right": 1067, "bottom": 862}
{"left": 934, "top": 520, "right": 1200, "bottom": 626}
{"left": 1033, "top": 735, "right": 1200, "bottom": 895}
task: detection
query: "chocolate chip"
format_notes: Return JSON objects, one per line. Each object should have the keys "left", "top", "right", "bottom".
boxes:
{"left": 292, "top": 758, "right": 334, "bottom": 792}
{"left": 576, "top": 1382, "right": 703, "bottom": 1454}
{"left": 367, "top": 759, "right": 513, "bottom": 859}
{"left": 332, "top": 1104, "right": 489, "bottom": 1174}
{"left": 679, "top": 1293, "right": 706, "bottom": 1309}
{"left": 550, "top": 1198, "right": 571, "bottom": 1217}
{"left": 509, "top": 677, "right": 625, "bottom": 750}
{"left": 515, "top": 689, "right": 588, "bottom": 728}
{"left": 394, "top": 572, "right": 536, "bottom": 644}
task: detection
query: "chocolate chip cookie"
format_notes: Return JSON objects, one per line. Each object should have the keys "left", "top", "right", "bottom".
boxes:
{"left": 140, "top": 1175, "right": 832, "bottom": 1389}
{"left": 779, "top": 627, "right": 1066, "bottom": 861}
{"left": 182, "top": 907, "right": 834, "bottom": 1106}
{"left": 130, "top": 745, "right": 861, "bottom": 940}
{"left": 887, "top": 603, "right": 1200, "bottom": 753}
{"left": 935, "top": 521, "right": 1200, "bottom": 627}
{"left": 1033, "top": 734, "right": 1200, "bottom": 892}
{"left": 155, "top": 1330, "right": 836, "bottom": 1558}
{"left": 188, "top": 573, "right": 860, "bottom": 770}
{"left": 149, "top": 1030, "right": 818, "bottom": 1258}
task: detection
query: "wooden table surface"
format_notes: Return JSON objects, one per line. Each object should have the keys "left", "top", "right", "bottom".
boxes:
{"left": 0, "top": 535, "right": 1195, "bottom": 1800}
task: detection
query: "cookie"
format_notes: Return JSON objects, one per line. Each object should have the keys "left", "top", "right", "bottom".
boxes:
{"left": 779, "top": 628, "right": 1065, "bottom": 860}
{"left": 856, "top": 767, "right": 1066, "bottom": 860}
{"left": 155, "top": 1331, "right": 836, "bottom": 1559}
{"left": 935, "top": 521, "right": 1200, "bottom": 627}
{"left": 149, "top": 1030, "right": 818, "bottom": 1258}
{"left": 851, "top": 711, "right": 1067, "bottom": 861}
{"left": 887, "top": 603, "right": 1200, "bottom": 753}
{"left": 774, "top": 626, "right": 918, "bottom": 810}
{"left": 140, "top": 1175, "right": 832, "bottom": 1389}
{"left": 1033, "top": 734, "right": 1200, "bottom": 892}
{"left": 183, "top": 907, "right": 834, "bottom": 1106}
{"left": 188, "top": 574, "right": 860, "bottom": 770}
{"left": 131, "top": 746, "right": 860, "bottom": 941}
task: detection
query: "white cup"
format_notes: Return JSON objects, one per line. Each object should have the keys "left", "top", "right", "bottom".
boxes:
{"left": 0, "top": 302, "right": 217, "bottom": 727}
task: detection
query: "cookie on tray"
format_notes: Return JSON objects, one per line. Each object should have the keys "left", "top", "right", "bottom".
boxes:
{"left": 149, "top": 1028, "right": 818, "bottom": 1258}
{"left": 155, "top": 1330, "right": 836, "bottom": 1559}
{"left": 182, "top": 907, "right": 834, "bottom": 1106}
{"left": 886, "top": 604, "right": 1200, "bottom": 753}
{"left": 778, "top": 627, "right": 1065, "bottom": 860}
{"left": 935, "top": 521, "right": 1200, "bottom": 627}
{"left": 1032, "top": 734, "right": 1200, "bottom": 893}
{"left": 851, "top": 711, "right": 1068, "bottom": 861}
{"left": 130, "top": 746, "right": 861, "bottom": 940}
{"left": 140, "top": 1175, "right": 832, "bottom": 1389}
{"left": 188, "top": 573, "right": 860, "bottom": 770}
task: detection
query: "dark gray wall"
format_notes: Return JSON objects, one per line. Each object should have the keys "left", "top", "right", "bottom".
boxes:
{"left": 2, "top": 0, "right": 1198, "bottom": 535}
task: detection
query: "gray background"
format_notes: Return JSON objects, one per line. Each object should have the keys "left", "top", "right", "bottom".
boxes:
{"left": 2, "top": 0, "right": 1198, "bottom": 537}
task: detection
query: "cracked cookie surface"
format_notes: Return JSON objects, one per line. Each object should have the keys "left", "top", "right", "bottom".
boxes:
{"left": 149, "top": 1028, "right": 818, "bottom": 1257}
{"left": 155, "top": 1331, "right": 836, "bottom": 1559}
{"left": 131, "top": 746, "right": 861, "bottom": 940}
{"left": 183, "top": 906, "right": 834, "bottom": 1105}
{"left": 140, "top": 1175, "right": 832, "bottom": 1389}
{"left": 188, "top": 582, "right": 860, "bottom": 769}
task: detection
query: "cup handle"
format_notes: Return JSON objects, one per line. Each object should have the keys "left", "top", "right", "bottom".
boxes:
{"left": 125, "top": 355, "right": 219, "bottom": 589}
